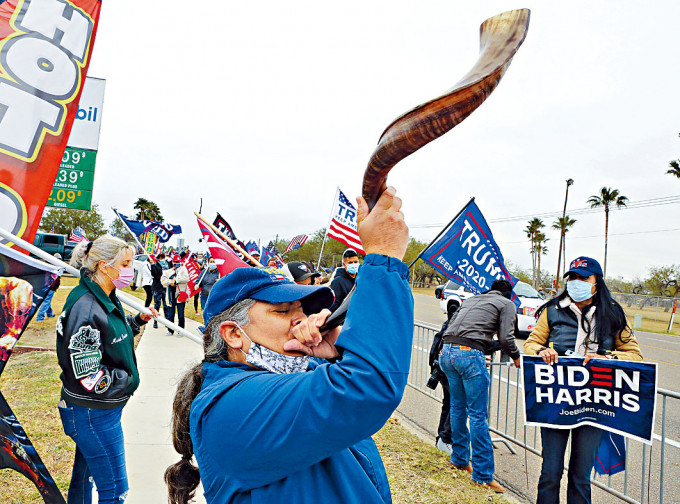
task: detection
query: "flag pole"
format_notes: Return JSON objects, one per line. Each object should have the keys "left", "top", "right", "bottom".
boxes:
{"left": 194, "top": 212, "right": 263, "bottom": 266}
{"left": 0, "top": 226, "right": 202, "bottom": 344}
{"left": 407, "top": 197, "right": 474, "bottom": 269}
{"left": 112, "top": 208, "right": 145, "bottom": 251}
{"left": 316, "top": 187, "right": 338, "bottom": 271}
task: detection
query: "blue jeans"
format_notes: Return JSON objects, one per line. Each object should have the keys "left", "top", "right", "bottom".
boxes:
{"left": 152, "top": 287, "right": 167, "bottom": 313}
{"left": 58, "top": 403, "right": 128, "bottom": 504}
{"left": 537, "top": 426, "right": 603, "bottom": 504}
{"left": 439, "top": 344, "right": 494, "bottom": 483}
{"left": 36, "top": 289, "right": 55, "bottom": 321}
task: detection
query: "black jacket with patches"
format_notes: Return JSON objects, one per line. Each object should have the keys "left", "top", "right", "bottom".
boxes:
{"left": 56, "top": 276, "right": 146, "bottom": 409}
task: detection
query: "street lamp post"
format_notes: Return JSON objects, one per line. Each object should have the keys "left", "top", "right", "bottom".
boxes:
{"left": 555, "top": 178, "right": 574, "bottom": 289}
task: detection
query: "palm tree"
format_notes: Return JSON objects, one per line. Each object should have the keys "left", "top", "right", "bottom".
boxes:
{"left": 552, "top": 216, "right": 577, "bottom": 284}
{"left": 133, "top": 198, "right": 164, "bottom": 221}
{"left": 525, "top": 218, "right": 545, "bottom": 287}
{"left": 666, "top": 160, "right": 680, "bottom": 178}
{"left": 587, "top": 187, "right": 628, "bottom": 278}
{"left": 533, "top": 231, "right": 549, "bottom": 288}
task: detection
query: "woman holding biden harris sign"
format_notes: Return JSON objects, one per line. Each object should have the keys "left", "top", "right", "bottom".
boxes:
{"left": 165, "top": 187, "right": 413, "bottom": 504}
{"left": 524, "top": 256, "right": 642, "bottom": 504}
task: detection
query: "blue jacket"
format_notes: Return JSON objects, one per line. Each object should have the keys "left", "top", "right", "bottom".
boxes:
{"left": 190, "top": 254, "right": 414, "bottom": 503}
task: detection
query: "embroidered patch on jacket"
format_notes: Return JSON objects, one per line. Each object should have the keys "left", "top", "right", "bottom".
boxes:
{"left": 69, "top": 326, "right": 102, "bottom": 379}
{"left": 80, "top": 369, "right": 104, "bottom": 391}
{"left": 94, "top": 374, "right": 112, "bottom": 394}
{"left": 56, "top": 313, "right": 65, "bottom": 337}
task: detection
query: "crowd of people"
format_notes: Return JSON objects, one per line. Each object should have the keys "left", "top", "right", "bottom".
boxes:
{"left": 48, "top": 192, "right": 647, "bottom": 504}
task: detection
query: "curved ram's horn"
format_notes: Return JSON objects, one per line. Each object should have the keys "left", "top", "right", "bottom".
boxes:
{"left": 362, "top": 9, "right": 530, "bottom": 210}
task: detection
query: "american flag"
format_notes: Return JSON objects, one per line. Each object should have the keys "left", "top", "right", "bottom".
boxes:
{"left": 69, "top": 227, "right": 87, "bottom": 243}
{"left": 285, "top": 234, "right": 309, "bottom": 253}
{"left": 49, "top": 225, "right": 55, "bottom": 233}
{"left": 328, "top": 189, "right": 365, "bottom": 254}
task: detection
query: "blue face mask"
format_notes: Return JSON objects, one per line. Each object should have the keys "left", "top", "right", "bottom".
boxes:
{"left": 567, "top": 279, "right": 595, "bottom": 302}
{"left": 208, "top": 263, "right": 216, "bottom": 270}
{"left": 346, "top": 263, "right": 360, "bottom": 275}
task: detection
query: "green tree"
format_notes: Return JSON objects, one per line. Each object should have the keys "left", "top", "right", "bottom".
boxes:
{"left": 525, "top": 218, "right": 545, "bottom": 288}
{"left": 666, "top": 160, "right": 680, "bottom": 178}
{"left": 39, "top": 203, "right": 106, "bottom": 240}
{"left": 644, "top": 265, "right": 680, "bottom": 296}
{"left": 109, "top": 218, "right": 135, "bottom": 242}
{"left": 587, "top": 187, "right": 628, "bottom": 278}
{"left": 552, "top": 215, "right": 577, "bottom": 281}
{"left": 506, "top": 260, "right": 532, "bottom": 285}
{"left": 133, "top": 198, "right": 164, "bottom": 221}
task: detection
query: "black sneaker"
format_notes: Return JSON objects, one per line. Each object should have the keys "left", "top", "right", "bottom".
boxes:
{"left": 153, "top": 321, "right": 158, "bottom": 329}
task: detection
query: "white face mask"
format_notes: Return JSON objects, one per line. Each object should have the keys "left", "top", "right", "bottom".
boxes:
{"left": 237, "top": 324, "right": 309, "bottom": 374}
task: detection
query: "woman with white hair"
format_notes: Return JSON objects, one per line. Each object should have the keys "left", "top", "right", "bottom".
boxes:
{"left": 56, "top": 235, "right": 157, "bottom": 504}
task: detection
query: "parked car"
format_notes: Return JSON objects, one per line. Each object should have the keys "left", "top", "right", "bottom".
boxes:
{"left": 131, "top": 254, "right": 149, "bottom": 290}
{"left": 437, "top": 279, "right": 544, "bottom": 338}
{"left": 32, "top": 232, "right": 77, "bottom": 261}
{"left": 514, "top": 281, "right": 545, "bottom": 338}
{"left": 438, "top": 280, "right": 475, "bottom": 315}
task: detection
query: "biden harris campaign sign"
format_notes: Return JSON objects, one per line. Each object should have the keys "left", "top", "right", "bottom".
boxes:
{"left": 420, "top": 199, "right": 518, "bottom": 302}
{"left": 522, "top": 355, "right": 658, "bottom": 444}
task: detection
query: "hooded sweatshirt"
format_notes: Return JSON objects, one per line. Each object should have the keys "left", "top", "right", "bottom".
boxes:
{"left": 190, "top": 254, "right": 414, "bottom": 503}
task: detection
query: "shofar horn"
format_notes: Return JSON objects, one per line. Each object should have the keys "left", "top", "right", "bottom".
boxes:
{"left": 361, "top": 9, "right": 530, "bottom": 210}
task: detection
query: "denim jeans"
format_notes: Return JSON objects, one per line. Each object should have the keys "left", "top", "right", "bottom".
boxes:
{"left": 165, "top": 287, "right": 176, "bottom": 333}
{"left": 152, "top": 287, "right": 167, "bottom": 313}
{"left": 439, "top": 344, "right": 494, "bottom": 483}
{"left": 36, "top": 289, "right": 55, "bottom": 321}
{"left": 537, "top": 425, "right": 603, "bottom": 504}
{"left": 58, "top": 402, "right": 128, "bottom": 504}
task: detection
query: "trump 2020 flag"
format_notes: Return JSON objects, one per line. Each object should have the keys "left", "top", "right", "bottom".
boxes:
{"left": 327, "top": 189, "right": 365, "bottom": 254}
{"left": 522, "top": 355, "right": 658, "bottom": 444}
{"left": 113, "top": 209, "right": 182, "bottom": 243}
{"left": 421, "top": 200, "right": 518, "bottom": 302}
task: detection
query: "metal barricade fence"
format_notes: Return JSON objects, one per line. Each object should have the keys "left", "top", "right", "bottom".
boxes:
{"left": 409, "top": 322, "right": 678, "bottom": 504}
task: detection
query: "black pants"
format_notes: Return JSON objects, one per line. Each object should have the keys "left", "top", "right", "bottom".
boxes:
{"left": 143, "top": 285, "right": 153, "bottom": 307}
{"left": 437, "top": 375, "right": 452, "bottom": 444}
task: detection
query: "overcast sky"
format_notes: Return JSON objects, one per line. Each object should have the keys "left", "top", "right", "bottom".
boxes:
{"left": 87, "top": 1, "right": 680, "bottom": 281}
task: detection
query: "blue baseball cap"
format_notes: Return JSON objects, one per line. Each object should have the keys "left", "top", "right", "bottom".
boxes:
{"left": 564, "top": 256, "right": 603, "bottom": 278}
{"left": 203, "top": 267, "right": 334, "bottom": 325}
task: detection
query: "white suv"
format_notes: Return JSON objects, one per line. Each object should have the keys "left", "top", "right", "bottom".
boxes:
{"left": 438, "top": 280, "right": 475, "bottom": 315}
{"left": 438, "top": 279, "right": 545, "bottom": 338}
{"left": 514, "top": 281, "right": 545, "bottom": 337}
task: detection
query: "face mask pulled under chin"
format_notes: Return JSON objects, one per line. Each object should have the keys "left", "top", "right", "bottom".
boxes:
{"left": 237, "top": 324, "right": 309, "bottom": 374}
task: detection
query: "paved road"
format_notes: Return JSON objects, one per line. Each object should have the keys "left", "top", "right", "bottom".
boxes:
{"left": 402, "top": 293, "right": 680, "bottom": 503}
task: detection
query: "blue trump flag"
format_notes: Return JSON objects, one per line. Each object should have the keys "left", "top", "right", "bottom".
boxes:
{"left": 522, "top": 355, "right": 657, "bottom": 444}
{"left": 420, "top": 199, "right": 519, "bottom": 305}
{"left": 113, "top": 209, "right": 182, "bottom": 243}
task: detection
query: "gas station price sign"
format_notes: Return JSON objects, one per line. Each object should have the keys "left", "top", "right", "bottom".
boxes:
{"left": 47, "top": 147, "right": 96, "bottom": 211}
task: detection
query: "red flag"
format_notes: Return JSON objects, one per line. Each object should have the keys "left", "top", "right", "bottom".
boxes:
{"left": 196, "top": 218, "right": 249, "bottom": 276}
{"left": 0, "top": 0, "right": 103, "bottom": 249}
{"left": 177, "top": 257, "right": 201, "bottom": 303}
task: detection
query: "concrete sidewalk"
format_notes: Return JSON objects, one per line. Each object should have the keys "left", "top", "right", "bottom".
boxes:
{"left": 122, "top": 317, "right": 207, "bottom": 504}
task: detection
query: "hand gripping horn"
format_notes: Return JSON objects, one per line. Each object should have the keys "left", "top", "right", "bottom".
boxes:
{"left": 321, "top": 10, "right": 530, "bottom": 333}
{"left": 361, "top": 8, "right": 530, "bottom": 210}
